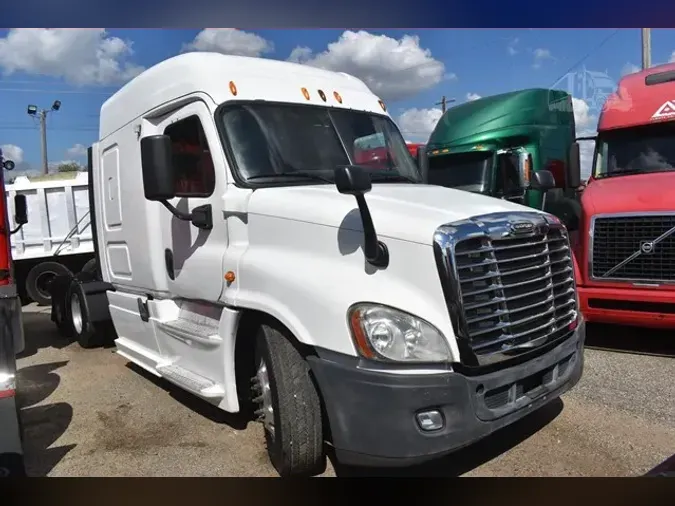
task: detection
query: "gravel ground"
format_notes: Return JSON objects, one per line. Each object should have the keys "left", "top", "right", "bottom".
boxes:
{"left": 15, "top": 304, "right": 675, "bottom": 477}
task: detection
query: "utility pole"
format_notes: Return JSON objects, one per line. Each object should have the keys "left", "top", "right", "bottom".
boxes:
{"left": 435, "top": 95, "right": 456, "bottom": 113}
{"left": 641, "top": 28, "right": 651, "bottom": 70}
{"left": 26, "top": 100, "right": 61, "bottom": 175}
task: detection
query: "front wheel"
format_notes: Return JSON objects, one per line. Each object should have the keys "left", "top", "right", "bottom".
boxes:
{"left": 251, "top": 323, "right": 325, "bottom": 477}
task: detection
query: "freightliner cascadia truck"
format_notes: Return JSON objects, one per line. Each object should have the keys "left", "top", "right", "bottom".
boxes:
{"left": 424, "top": 89, "right": 583, "bottom": 234}
{"left": 577, "top": 62, "right": 675, "bottom": 328}
{"left": 47, "top": 53, "right": 585, "bottom": 477}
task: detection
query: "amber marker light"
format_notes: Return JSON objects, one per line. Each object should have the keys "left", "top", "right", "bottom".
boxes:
{"left": 301, "top": 87, "right": 310, "bottom": 100}
{"left": 334, "top": 91, "right": 342, "bottom": 103}
{"left": 349, "top": 308, "right": 375, "bottom": 359}
{"left": 224, "top": 271, "right": 236, "bottom": 283}
{"left": 229, "top": 81, "right": 237, "bottom": 96}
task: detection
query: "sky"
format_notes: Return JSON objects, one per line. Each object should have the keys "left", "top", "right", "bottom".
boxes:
{"left": 2, "top": 28, "right": 675, "bottom": 178}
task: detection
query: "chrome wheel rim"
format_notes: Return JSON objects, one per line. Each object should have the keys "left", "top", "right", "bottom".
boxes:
{"left": 70, "top": 293, "right": 83, "bottom": 334}
{"left": 255, "top": 359, "right": 275, "bottom": 438}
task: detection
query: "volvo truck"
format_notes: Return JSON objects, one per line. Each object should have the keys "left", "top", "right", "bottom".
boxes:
{"left": 577, "top": 62, "right": 675, "bottom": 328}
{"left": 0, "top": 148, "right": 28, "bottom": 477}
{"left": 47, "top": 52, "right": 585, "bottom": 477}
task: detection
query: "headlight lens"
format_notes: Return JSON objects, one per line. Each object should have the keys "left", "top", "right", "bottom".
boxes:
{"left": 348, "top": 303, "right": 451, "bottom": 363}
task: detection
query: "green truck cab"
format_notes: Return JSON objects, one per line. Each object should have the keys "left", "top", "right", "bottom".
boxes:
{"left": 424, "top": 88, "right": 583, "bottom": 231}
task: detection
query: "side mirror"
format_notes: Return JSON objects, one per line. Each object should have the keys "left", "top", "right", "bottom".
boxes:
{"left": 334, "top": 165, "right": 372, "bottom": 195}
{"left": 333, "top": 165, "right": 388, "bottom": 268}
{"left": 140, "top": 135, "right": 175, "bottom": 201}
{"left": 416, "top": 147, "right": 429, "bottom": 183}
{"left": 568, "top": 142, "right": 581, "bottom": 188}
{"left": 14, "top": 194, "right": 28, "bottom": 225}
{"left": 3, "top": 159, "right": 15, "bottom": 171}
{"left": 530, "top": 170, "right": 556, "bottom": 192}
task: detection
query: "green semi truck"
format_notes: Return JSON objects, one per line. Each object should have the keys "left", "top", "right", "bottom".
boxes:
{"left": 424, "top": 88, "right": 583, "bottom": 231}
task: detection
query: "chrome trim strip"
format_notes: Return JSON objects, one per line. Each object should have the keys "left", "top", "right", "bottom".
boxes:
{"left": 589, "top": 211, "right": 675, "bottom": 285}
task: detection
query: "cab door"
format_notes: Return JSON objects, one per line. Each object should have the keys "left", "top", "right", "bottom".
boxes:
{"left": 153, "top": 100, "right": 227, "bottom": 302}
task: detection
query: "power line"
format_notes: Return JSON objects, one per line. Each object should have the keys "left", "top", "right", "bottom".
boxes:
{"left": 548, "top": 29, "right": 620, "bottom": 88}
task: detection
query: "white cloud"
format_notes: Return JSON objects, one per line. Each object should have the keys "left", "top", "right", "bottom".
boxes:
{"left": 572, "top": 97, "right": 596, "bottom": 130}
{"left": 532, "top": 48, "right": 552, "bottom": 69}
{"left": 466, "top": 92, "right": 481, "bottom": 101}
{"left": 572, "top": 97, "right": 598, "bottom": 180}
{"left": 670, "top": 51, "right": 675, "bottom": 63}
{"left": 288, "top": 30, "right": 446, "bottom": 101}
{"left": 0, "top": 29, "right": 144, "bottom": 86}
{"left": 0, "top": 144, "right": 23, "bottom": 164}
{"left": 397, "top": 108, "right": 443, "bottom": 142}
{"left": 288, "top": 46, "right": 313, "bottom": 63}
{"left": 67, "top": 143, "right": 88, "bottom": 158}
{"left": 507, "top": 38, "right": 519, "bottom": 56}
{"left": 622, "top": 62, "right": 640, "bottom": 76}
{"left": 182, "top": 28, "right": 274, "bottom": 58}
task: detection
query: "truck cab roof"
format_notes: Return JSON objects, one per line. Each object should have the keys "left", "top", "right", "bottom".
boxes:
{"left": 599, "top": 61, "right": 675, "bottom": 132}
{"left": 426, "top": 88, "right": 573, "bottom": 153}
{"left": 99, "top": 52, "right": 383, "bottom": 139}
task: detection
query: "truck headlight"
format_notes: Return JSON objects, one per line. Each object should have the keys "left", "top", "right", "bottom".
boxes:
{"left": 348, "top": 303, "right": 451, "bottom": 363}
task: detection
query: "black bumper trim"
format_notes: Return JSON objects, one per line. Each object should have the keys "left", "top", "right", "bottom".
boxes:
{"left": 308, "top": 320, "right": 585, "bottom": 468}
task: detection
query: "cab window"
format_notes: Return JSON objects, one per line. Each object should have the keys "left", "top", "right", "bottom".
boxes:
{"left": 164, "top": 115, "right": 216, "bottom": 197}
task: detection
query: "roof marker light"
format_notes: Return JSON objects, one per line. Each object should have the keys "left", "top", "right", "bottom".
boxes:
{"left": 378, "top": 99, "right": 387, "bottom": 112}
{"left": 301, "top": 87, "right": 310, "bottom": 100}
{"left": 318, "top": 89, "right": 327, "bottom": 102}
{"left": 334, "top": 91, "right": 342, "bottom": 103}
{"left": 229, "top": 81, "right": 237, "bottom": 96}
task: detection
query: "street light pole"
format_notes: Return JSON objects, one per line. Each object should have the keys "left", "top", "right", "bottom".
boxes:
{"left": 27, "top": 100, "right": 61, "bottom": 175}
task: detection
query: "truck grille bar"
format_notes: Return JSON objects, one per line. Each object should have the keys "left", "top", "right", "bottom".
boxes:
{"left": 591, "top": 213, "right": 675, "bottom": 283}
{"left": 434, "top": 211, "right": 578, "bottom": 367}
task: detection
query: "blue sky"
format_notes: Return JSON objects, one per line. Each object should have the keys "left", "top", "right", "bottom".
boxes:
{"left": 1, "top": 28, "right": 675, "bottom": 175}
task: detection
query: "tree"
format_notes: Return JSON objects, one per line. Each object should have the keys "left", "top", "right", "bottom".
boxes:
{"left": 56, "top": 162, "right": 83, "bottom": 173}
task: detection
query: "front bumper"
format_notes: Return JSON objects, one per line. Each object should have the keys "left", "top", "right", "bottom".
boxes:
{"left": 579, "top": 284, "right": 675, "bottom": 328}
{"left": 308, "top": 321, "right": 585, "bottom": 467}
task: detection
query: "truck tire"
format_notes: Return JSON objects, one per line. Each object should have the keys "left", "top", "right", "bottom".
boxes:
{"left": 252, "top": 323, "right": 325, "bottom": 477}
{"left": 81, "top": 258, "right": 97, "bottom": 276}
{"left": 25, "top": 261, "right": 72, "bottom": 306}
{"left": 68, "top": 281, "right": 103, "bottom": 349}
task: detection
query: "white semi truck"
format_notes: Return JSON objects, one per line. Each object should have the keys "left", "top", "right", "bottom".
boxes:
{"left": 47, "top": 52, "right": 585, "bottom": 477}
{"left": 5, "top": 173, "right": 95, "bottom": 305}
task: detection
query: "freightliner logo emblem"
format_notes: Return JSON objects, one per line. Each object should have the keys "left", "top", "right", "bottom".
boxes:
{"left": 509, "top": 221, "right": 534, "bottom": 235}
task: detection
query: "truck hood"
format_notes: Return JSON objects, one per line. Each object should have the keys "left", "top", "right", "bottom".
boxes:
{"left": 583, "top": 171, "right": 675, "bottom": 215}
{"left": 248, "top": 183, "right": 537, "bottom": 245}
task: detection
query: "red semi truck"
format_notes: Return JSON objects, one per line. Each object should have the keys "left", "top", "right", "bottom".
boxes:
{"left": 0, "top": 149, "right": 27, "bottom": 476}
{"left": 576, "top": 62, "right": 675, "bottom": 328}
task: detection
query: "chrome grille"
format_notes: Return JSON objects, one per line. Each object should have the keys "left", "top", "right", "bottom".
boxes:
{"left": 434, "top": 212, "right": 578, "bottom": 366}
{"left": 591, "top": 214, "right": 675, "bottom": 282}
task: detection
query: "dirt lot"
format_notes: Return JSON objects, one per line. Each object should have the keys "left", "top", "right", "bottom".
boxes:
{"left": 15, "top": 304, "right": 675, "bottom": 477}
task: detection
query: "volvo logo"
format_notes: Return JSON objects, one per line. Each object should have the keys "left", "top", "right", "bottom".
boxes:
{"left": 640, "top": 241, "right": 655, "bottom": 254}
{"left": 509, "top": 221, "right": 534, "bottom": 235}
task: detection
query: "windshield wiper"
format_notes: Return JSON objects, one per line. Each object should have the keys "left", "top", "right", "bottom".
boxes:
{"left": 247, "top": 171, "right": 333, "bottom": 184}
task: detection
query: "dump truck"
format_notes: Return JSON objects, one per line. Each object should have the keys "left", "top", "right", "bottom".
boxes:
{"left": 48, "top": 52, "right": 585, "bottom": 477}
{"left": 5, "top": 173, "right": 95, "bottom": 306}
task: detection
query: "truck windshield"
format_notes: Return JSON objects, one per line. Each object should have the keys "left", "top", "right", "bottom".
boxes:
{"left": 218, "top": 103, "right": 421, "bottom": 185}
{"left": 594, "top": 122, "right": 675, "bottom": 179}
{"left": 427, "top": 151, "right": 492, "bottom": 192}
